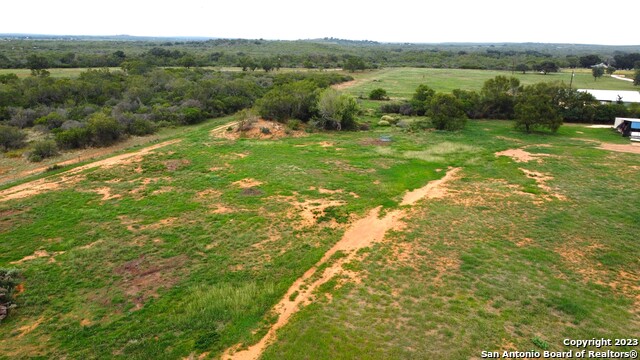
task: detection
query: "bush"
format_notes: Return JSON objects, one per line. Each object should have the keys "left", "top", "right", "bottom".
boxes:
{"left": 0, "top": 125, "right": 27, "bottom": 151}
{"left": 411, "top": 84, "right": 436, "bottom": 116}
{"left": 257, "top": 80, "right": 319, "bottom": 122}
{"left": 180, "top": 107, "right": 207, "bottom": 125}
{"left": 0, "top": 268, "right": 22, "bottom": 323}
{"left": 369, "top": 88, "right": 388, "bottom": 100}
{"left": 28, "top": 140, "right": 59, "bottom": 162}
{"left": 128, "top": 118, "right": 157, "bottom": 136}
{"left": 286, "top": 119, "right": 302, "bottom": 131}
{"left": 429, "top": 93, "right": 467, "bottom": 131}
{"left": 380, "top": 115, "right": 399, "bottom": 124}
{"left": 377, "top": 120, "right": 391, "bottom": 126}
{"left": 55, "top": 127, "right": 92, "bottom": 149}
{"left": 34, "top": 111, "right": 66, "bottom": 130}
{"left": 408, "top": 119, "right": 431, "bottom": 132}
{"left": 316, "top": 89, "right": 359, "bottom": 130}
{"left": 380, "top": 102, "right": 412, "bottom": 115}
{"left": 380, "top": 102, "right": 403, "bottom": 114}
{"left": 88, "top": 113, "right": 123, "bottom": 146}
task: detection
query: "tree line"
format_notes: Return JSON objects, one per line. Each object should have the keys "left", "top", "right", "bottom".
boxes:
{"left": 378, "top": 76, "right": 640, "bottom": 133}
{"left": 0, "top": 68, "right": 352, "bottom": 160}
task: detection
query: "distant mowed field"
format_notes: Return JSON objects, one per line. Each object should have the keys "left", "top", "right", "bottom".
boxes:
{"left": 341, "top": 67, "right": 639, "bottom": 99}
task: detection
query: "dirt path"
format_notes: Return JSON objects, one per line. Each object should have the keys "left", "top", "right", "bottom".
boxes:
{"left": 1, "top": 120, "right": 239, "bottom": 203}
{"left": 222, "top": 168, "right": 461, "bottom": 360}
{"left": 598, "top": 142, "right": 640, "bottom": 154}
{"left": 0, "top": 139, "right": 181, "bottom": 202}
{"left": 611, "top": 75, "right": 634, "bottom": 83}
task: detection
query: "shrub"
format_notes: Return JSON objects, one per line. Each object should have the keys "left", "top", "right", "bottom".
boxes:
{"left": 429, "top": 93, "right": 467, "bottom": 131}
{"left": 316, "top": 89, "right": 359, "bottom": 130}
{"left": 34, "top": 111, "right": 66, "bottom": 130}
{"left": 380, "top": 101, "right": 412, "bottom": 114}
{"left": 257, "top": 80, "right": 319, "bottom": 122}
{"left": 377, "top": 120, "right": 391, "bottom": 126}
{"left": 260, "top": 127, "right": 271, "bottom": 134}
{"left": 407, "top": 119, "right": 431, "bottom": 132}
{"left": 369, "top": 88, "right": 388, "bottom": 100}
{"left": 8, "top": 108, "right": 38, "bottom": 128}
{"left": 286, "top": 119, "right": 302, "bottom": 131}
{"left": 55, "top": 127, "right": 92, "bottom": 149}
{"left": 0, "top": 125, "right": 27, "bottom": 151}
{"left": 0, "top": 268, "right": 22, "bottom": 323}
{"left": 87, "top": 113, "right": 123, "bottom": 146}
{"left": 128, "top": 118, "right": 157, "bottom": 136}
{"left": 180, "top": 107, "right": 206, "bottom": 125}
{"left": 411, "top": 84, "right": 436, "bottom": 115}
{"left": 28, "top": 140, "right": 59, "bottom": 162}
{"left": 380, "top": 115, "right": 399, "bottom": 124}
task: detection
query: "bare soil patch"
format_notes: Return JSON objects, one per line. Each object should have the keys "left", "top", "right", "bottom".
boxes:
{"left": 90, "top": 187, "right": 122, "bottom": 201}
{"left": 0, "top": 139, "right": 181, "bottom": 203}
{"left": 520, "top": 168, "right": 567, "bottom": 201}
{"left": 232, "top": 178, "right": 263, "bottom": 188}
{"left": 598, "top": 142, "right": 640, "bottom": 155}
{"left": 17, "top": 317, "right": 45, "bottom": 338}
{"left": 401, "top": 167, "right": 461, "bottom": 206}
{"left": 495, "top": 148, "right": 553, "bottom": 163}
{"left": 215, "top": 119, "right": 307, "bottom": 140}
{"left": 223, "top": 168, "right": 461, "bottom": 360}
{"left": 11, "top": 249, "right": 65, "bottom": 264}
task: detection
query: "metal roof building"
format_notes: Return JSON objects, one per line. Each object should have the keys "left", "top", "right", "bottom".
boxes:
{"left": 577, "top": 89, "right": 640, "bottom": 104}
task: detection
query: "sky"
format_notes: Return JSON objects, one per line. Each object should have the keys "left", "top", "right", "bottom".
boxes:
{"left": 1, "top": 0, "right": 639, "bottom": 45}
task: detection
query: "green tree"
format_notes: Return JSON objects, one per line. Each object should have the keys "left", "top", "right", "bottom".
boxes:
{"left": 515, "top": 83, "right": 563, "bottom": 133}
{"left": 411, "top": 84, "right": 436, "bottom": 116}
{"left": 317, "top": 89, "right": 359, "bottom": 130}
{"left": 428, "top": 93, "right": 467, "bottom": 131}
{"left": 480, "top": 76, "right": 520, "bottom": 119}
{"left": 592, "top": 66, "right": 605, "bottom": 81}
{"left": 26, "top": 54, "right": 50, "bottom": 77}
{"left": 342, "top": 56, "right": 367, "bottom": 72}
{"left": 368, "top": 88, "right": 388, "bottom": 100}
{"left": 515, "top": 64, "right": 529, "bottom": 74}
{"left": 87, "top": 113, "right": 123, "bottom": 146}
{"left": 634, "top": 66, "right": 640, "bottom": 86}
{"left": 534, "top": 61, "right": 559, "bottom": 74}
{"left": 606, "top": 66, "right": 616, "bottom": 76}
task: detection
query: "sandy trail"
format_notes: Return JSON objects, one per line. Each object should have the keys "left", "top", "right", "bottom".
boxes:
{"left": 611, "top": 75, "right": 634, "bottom": 82}
{"left": 0, "top": 139, "right": 181, "bottom": 202}
{"left": 223, "top": 168, "right": 461, "bottom": 360}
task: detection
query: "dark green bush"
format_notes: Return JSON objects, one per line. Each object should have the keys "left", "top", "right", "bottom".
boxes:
{"left": 0, "top": 125, "right": 27, "bottom": 151}
{"left": 28, "top": 140, "right": 59, "bottom": 162}
{"left": 55, "top": 127, "right": 92, "bottom": 149}
{"left": 87, "top": 113, "right": 123, "bottom": 146}
{"left": 429, "top": 93, "right": 467, "bottom": 131}
{"left": 368, "top": 88, "right": 388, "bottom": 100}
{"left": 257, "top": 80, "right": 319, "bottom": 122}
{"left": 128, "top": 118, "right": 157, "bottom": 136}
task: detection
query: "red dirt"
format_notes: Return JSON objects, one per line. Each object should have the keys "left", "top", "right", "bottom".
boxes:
{"left": 223, "top": 168, "right": 461, "bottom": 360}
{"left": 0, "top": 139, "right": 181, "bottom": 203}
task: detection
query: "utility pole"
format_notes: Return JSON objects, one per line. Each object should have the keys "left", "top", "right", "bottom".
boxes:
{"left": 569, "top": 70, "right": 575, "bottom": 89}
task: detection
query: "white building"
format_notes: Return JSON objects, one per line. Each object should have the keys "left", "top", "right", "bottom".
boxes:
{"left": 577, "top": 89, "right": 640, "bottom": 104}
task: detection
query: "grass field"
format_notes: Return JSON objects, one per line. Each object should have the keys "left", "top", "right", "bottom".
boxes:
{"left": 0, "top": 72, "right": 639, "bottom": 359}
{"left": 341, "top": 68, "right": 639, "bottom": 99}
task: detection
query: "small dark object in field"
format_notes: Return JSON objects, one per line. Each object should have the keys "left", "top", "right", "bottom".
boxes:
{"left": 260, "top": 127, "right": 271, "bottom": 135}
{"left": 241, "top": 187, "right": 263, "bottom": 196}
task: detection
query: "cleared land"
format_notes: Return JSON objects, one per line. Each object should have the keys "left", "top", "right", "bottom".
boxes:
{"left": 0, "top": 68, "right": 638, "bottom": 360}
